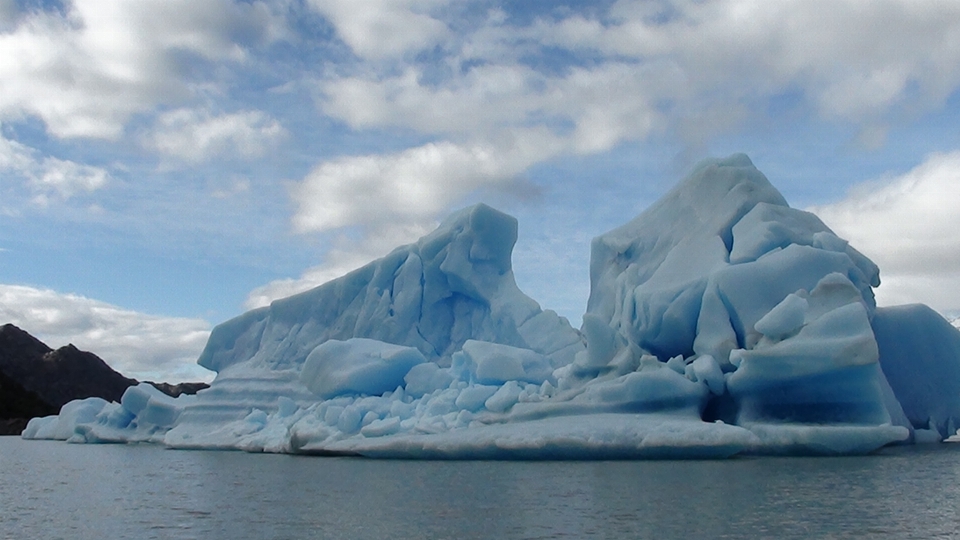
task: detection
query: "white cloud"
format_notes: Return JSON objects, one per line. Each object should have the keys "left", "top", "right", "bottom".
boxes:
{"left": 306, "top": 0, "right": 451, "bottom": 59}
{"left": 811, "top": 151, "right": 960, "bottom": 313}
{"left": 320, "top": 61, "right": 663, "bottom": 153}
{"left": 210, "top": 178, "right": 252, "bottom": 199}
{"left": 0, "top": 133, "right": 109, "bottom": 202}
{"left": 300, "top": 0, "right": 960, "bottom": 262}
{"left": 0, "top": 133, "right": 34, "bottom": 171}
{"left": 0, "top": 284, "right": 214, "bottom": 383}
{"left": 318, "top": 0, "right": 960, "bottom": 152}
{"left": 291, "top": 136, "right": 560, "bottom": 234}
{"left": 544, "top": 0, "right": 960, "bottom": 120}
{"left": 33, "top": 157, "right": 109, "bottom": 200}
{"left": 145, "top": 108, "right": 285, "bottom": 163}
{"left": 0, "top": 0, "right": 282, "bottom": 139}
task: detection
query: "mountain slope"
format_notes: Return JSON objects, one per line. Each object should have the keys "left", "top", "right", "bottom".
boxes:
{"left": 0, "top": 324, "right": 208, "bottom": 434}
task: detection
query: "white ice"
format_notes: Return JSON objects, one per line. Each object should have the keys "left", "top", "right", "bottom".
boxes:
{"left": 25, "top": 154, "right": 960, "bottom": 457}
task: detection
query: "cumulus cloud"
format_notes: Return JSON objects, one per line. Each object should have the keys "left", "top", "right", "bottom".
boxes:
{"left": 319, "top": 61, "right": 663, "bottom": 153}
{"left": 0, "top": 133, "right": 34, "bottom": 171}
{"left": 534, "top": 0, "right": 960, "bottom": 118}
{"left": 811, "top": 151, "right": 960, "bottom": 313}
{"left": 317, "top": 0, "right": 960, "bottom": 153}
{"left": 0, "top": 284, "right": 214, "bottom": 383}
{"left": 306, "top": 0, "right": 451, "bottom": 59}
{"left": 144, "top": 108, "right": 285, "bottom": 163}
{"left": 0, "top": 0, "right": 282, "bottom": 138}
{"left": 291, "top": 136, "right": 561, "bottom": 234}
{"left": 31, "top": 157, "right": 110, "bottom": 201}
{"left": 0, "top": 133, "right": 108, "bottom": 203}
{"left": 302, "top": 1, "right": 960, "bottom": 248}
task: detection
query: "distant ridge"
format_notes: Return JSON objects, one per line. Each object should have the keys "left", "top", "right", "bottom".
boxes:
{"left": 0, "top": 324, "right": 208, "bottom": 435}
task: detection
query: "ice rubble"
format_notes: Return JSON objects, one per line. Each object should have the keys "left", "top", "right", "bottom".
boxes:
{"left": 24, "top": 154, "right": 960, "bottom": 457}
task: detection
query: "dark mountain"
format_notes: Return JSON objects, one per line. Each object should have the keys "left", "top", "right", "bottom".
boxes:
{"left": 0, "top": 369, "right": 57, "bottom": 435}
{"left": 0, "top": 324, "right": 137, "bottom": 408}
{"left": 143, "top": 381, "right": 210, "bottom": 398}
{"left": 0, "top": 323, "right": 209, "bottom": 435}
{"left": 0, "top": 322, "right": 51, "bottom": 362}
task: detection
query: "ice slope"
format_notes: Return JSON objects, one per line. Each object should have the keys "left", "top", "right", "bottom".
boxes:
{"left": 26, "top": 154, "right": 960, "bottom": 457}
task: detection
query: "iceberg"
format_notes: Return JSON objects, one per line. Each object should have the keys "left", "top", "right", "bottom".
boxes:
{"left": 25, "top": 154, "right": 960, "bottom": 457}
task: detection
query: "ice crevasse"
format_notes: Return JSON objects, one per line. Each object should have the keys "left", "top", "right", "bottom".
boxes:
{"left": 24, "top": 154, "right": 960, "bottom": 458}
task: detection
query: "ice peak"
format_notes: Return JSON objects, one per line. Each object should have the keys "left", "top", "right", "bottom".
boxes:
{"left": 196, "top": 200, "right": 582, "bottom": 374}
{"left": 690, "top": 152, "right": 755, "bottom": 172}
{"left": 587, "top": 154, "right": 788, "bottom": 320}
{"left": 417, "top": 202, "right": 518, "bottom": 291}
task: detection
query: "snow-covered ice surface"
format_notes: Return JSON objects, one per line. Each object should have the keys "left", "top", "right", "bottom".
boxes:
{"left": 25, "top": 154, "right": 960, "bottom": 458}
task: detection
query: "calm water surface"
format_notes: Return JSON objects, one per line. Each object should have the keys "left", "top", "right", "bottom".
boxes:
{"left": 2, "top": 437, "right": 960, "bottom": 539}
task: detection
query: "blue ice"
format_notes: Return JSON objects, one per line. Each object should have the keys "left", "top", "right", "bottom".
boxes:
{"left": 25, "top": 154, "right": 960, "bottom": 457}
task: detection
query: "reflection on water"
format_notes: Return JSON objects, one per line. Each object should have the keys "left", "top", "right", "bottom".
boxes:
{"left": 2, "top": 437, "right": 960, "bottom": 539}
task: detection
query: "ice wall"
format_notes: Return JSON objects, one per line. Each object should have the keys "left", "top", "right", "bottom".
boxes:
{"left": 873, "top": 304, "right": 960, "bottom": 439}
{"left": 27, "top": 154, "right": 960, "bottom": 457}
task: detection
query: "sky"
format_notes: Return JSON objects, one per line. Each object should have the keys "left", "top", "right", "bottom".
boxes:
{"left": 3, "top": 0, "right": 960, "bottom": 383}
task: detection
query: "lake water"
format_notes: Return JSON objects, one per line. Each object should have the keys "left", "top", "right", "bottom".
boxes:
{"left": 2, "top": 437, "right": 960, "bottom": 539}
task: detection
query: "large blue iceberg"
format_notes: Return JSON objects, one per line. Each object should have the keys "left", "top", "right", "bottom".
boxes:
{"left": 24, "top": 154, "right": 960, "bottom": 457}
